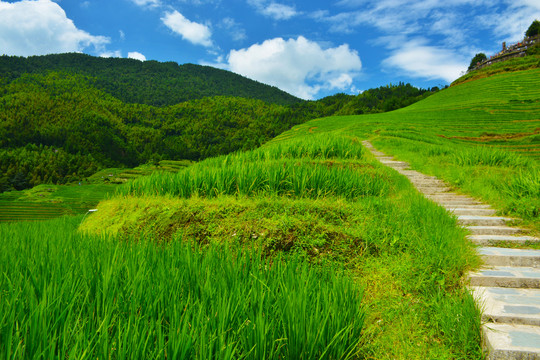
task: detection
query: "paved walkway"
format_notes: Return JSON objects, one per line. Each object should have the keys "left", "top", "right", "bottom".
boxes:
{"left": 363, "top": 141, "right": 540, "bottom": 360}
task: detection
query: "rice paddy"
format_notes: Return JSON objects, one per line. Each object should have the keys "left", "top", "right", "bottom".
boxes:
{"left": 2, "top": 66, "right": 539, "bottom": 359}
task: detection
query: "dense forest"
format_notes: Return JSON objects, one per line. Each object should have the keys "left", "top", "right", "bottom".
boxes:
{"left": 0, "top": 53, "right": 302, "bottom": 107}
{"left": 0, "top": 54, "right": 436, "bottom": 192}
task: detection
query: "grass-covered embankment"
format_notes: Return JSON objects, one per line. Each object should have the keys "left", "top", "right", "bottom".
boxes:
{"left": 77, "top": 134, "right": 482, "bottom": 359}
{"left": 281, "top": 68, "right": 539, "bottom": 233}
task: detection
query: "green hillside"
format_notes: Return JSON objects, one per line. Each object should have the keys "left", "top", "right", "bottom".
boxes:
{"left": 0, "top": 53, "right": 302, "bottom": 106}
{"left": 4, "top": 56, "right": 538, "bottom": 359}
{"left": 71, "top": 64, "right": 538, "bottom": 358}
{"left": 0, "top": 55, "right": 433, "bottom": 193}
{"left": 279, "top": 68, "right": 539, "bottom": 228}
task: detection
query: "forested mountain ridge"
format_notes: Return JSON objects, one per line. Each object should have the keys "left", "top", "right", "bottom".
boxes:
{"left": 0, "top": 54, "right": 435, "bottom": 192}
{"left": 0, "top": 53, "right": 303, "bottom": 106}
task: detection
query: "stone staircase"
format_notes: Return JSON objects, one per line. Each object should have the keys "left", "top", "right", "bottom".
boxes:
{"left": 363, "top": 141, "right": 540, "bottom": 359}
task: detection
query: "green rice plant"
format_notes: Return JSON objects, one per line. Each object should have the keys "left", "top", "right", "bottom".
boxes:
{"left": 0, "top": 216, "right": 365, "bottom": 359}
{"left": 499, "top": 169, "right": 540, "bottom": 199}
{"left": 119, "top": 160, "right": 390, "bottom": 200}
{"left": 452, "top": 146, "right": 531, "bottom": 167}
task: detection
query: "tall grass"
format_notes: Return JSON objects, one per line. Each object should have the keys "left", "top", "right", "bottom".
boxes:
{"left": 0, "top": 216, "right": 365, "bottom": 359}
{"left": 120, "top": 160, "right": 389, "bottom": 200}
{"left": 452, "top": 146, "right": 532, "bottom": 167}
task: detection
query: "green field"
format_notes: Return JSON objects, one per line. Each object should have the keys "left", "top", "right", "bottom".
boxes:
{"left": 1, "top": 65, "right": 539, "bottom": 359}
{"left": 275, "top": 69, "right": 540, "bottom": 231}
{"left": 0, "top": 160, "right": 191, "bottom": 223}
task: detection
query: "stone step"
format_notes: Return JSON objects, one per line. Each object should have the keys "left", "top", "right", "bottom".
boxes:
{"left": 459, "top": 215, "right": 514, "bottom": 226}
{"left": 427, "top": 195, "right": 482, "bottom": 205}
{"left": 380, "top": 161, "right": 410, "bottom": 169}
{"left": 468, "top": 266, "right": 540, "bottom": 288}
{"left": 376, "top": 156, "right": 395, "bottom": 161}
{"left": 413, "top": 183, "right": 449, "bottom": 187}
{"left": 468, "top": 226, "right": 526, "bottom": 236}
{"left": 449, "top": 208, "right": 498, "bottom": 216}
{"left": 445, "top": 204, "right": 493, "bottom": 210}
{"left": 479, "top": 247, "right": 540, "bottom": 267}
{"left": 414, "top": 187, "right": 452, "bottom": 194}
{"left": 468, "top": 235, "right": 540, "bottom": 246}
{"left": 397, "top": 170, "right": 438, "bottom": 179}
{"left": 482, "top": 323, "right": 540, "bottom": 360}
{"left": 470, "top": 287, "right": 540, "bottom": 326}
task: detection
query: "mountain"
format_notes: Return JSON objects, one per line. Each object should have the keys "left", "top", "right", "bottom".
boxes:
{"left": 0, "top": 53, "right": 302, "bottom": 106}
{"left": 0, "top": 54, "right": 434, "bottom": 192}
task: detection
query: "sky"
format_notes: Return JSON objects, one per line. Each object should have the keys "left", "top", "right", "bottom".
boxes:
{"left": 0, "top": 0, "right": 539, "bottom": 100}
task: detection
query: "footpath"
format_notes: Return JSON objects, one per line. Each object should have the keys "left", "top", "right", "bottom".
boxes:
{"left": 363, "top": 141, "right": 540, "bottom": 360}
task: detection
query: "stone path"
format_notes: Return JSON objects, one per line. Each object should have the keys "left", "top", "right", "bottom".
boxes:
{"left": 363, "top": 141, "right": 540, "bottom": 360}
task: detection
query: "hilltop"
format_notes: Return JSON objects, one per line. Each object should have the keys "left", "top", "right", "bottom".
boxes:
{"left": 0, "top": 53, "right": 302, "bottom": 106}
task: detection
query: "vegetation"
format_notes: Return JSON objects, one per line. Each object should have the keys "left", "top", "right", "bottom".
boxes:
{"left": 526, "top": 19, "right": 540, "bottom": 38}
{"left": 79, "top": 134, "right": 482, "bottom": 359}
{"left": 286, "top": 68, "right": 540, "bottom": 231}
{"left": 0, "top": 53, "right": 302, "bottom": 107}
{"left": 0, "top": 56, "right": 434, "bottom": 192}
{"left": 0, "top": 216, "right": 365, "bottom": 359}
{"left": 468, "top": 53, "right": 487, "bottom": 70}
{"left": 5, "top": 46, "right": 538, "bottom": 360}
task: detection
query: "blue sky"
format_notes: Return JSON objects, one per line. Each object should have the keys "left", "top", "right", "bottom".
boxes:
{"left": 0, "top": 0, "right": 539, "bottom": 99}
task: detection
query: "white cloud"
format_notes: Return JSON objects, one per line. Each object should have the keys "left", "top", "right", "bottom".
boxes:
{"left": 0, "top": 0, "right": 109, "bottom": 56}
{"left": 220, "top": 17, "right": 247, "bottom": 42}
{"left": 481, "top": 1, "right": 540, "bottom": 42}
{"left": 383, "top": 39, "right": 468, "bottom": 82}
{"left": 130, "top": 0, "right": 160, "bottom": 8}
{"left": 248, "top": 0, "right": 298, "bottom": 20}
{"left": 261, "top": 3, "right": 297, "bottom": 20}
{"left": 225, "top": 36, "right": 362, "bottom": 99}
{"left": 128, "top": 51, "right": 147, "bottom": 61}
{"left": 318, "top": 0, "right": 540, "bottom": 84}
{"left": 100, "top": 50, "right": 122, "bottom": 58}
{"left": 161, "top": 10, "right": 213, "bottom": 47}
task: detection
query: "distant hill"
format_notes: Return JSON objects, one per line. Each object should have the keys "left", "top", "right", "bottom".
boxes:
{"left": 0, "top": 54, "right": 434, "bottom": 192}
{"left": 0, "top": 53, "right": 302, "bottom": 106}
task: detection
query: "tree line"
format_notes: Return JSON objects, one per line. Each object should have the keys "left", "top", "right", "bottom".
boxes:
{"left": 0, "top": 60, "right": 436, "bottom": 192}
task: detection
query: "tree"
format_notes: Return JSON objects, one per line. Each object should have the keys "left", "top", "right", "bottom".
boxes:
{"left": 468, "top": 53, "right": 487, "bottom": 71}
{"left": 526, "top": 19, "right": 540, "bottom": 38}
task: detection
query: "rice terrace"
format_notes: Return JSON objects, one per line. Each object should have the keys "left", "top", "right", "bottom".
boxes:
{"left": 1, "top": 9, "right": 540, "bottom": 360}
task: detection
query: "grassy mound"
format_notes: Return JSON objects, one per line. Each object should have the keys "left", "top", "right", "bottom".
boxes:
{"left": 80, "top": 134, "right": 481, "bottom": 359}
{"left": 282, "top": 69, "right": 540, "bottom": 231}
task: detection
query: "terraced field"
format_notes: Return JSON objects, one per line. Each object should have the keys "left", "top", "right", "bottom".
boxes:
{"left": 0, "top": 159, "right": 192, "bottom": 222}
{"left": 0, "top": 184, "right": 116, "bottom": 222}
{"left": 276, "top": 69, "right": 540, "bottom": 160}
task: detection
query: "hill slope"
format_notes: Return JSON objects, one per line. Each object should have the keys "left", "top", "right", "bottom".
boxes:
{"left": 0, "top": 53, "right": 302, "bottom": 106}
{"left": 276, "top": 67, "right": 539, "bottom": 228}
{"left": 0, "top": 54, "right": 434, "bottom": 193}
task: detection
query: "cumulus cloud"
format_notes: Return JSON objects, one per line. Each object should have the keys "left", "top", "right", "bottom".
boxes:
{"left": 0, "top": 0, "right": 109, "bottom": 56}
{"left": 128, "top": 51, "right": 147, "bottom": 61}
{"left": 383, "top": 40, "right": 468, "bottom": 82}
{"left": 225, "top": 36, "right": 362, "bottom": 99}
{"left": 248, "top": 0, "right": 298, "bottom": 20}
{"left": 161, "top": 10, "right": 213, "bottom": 47}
